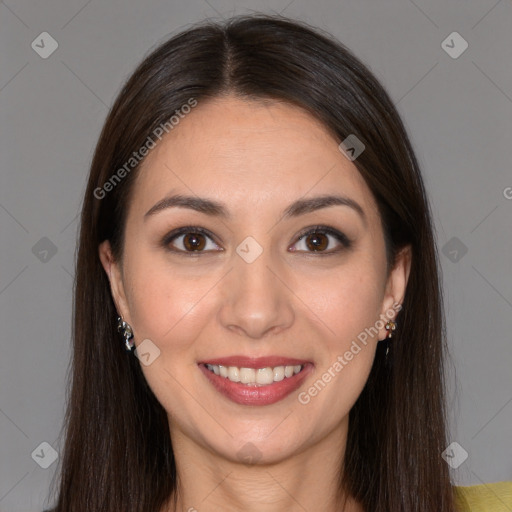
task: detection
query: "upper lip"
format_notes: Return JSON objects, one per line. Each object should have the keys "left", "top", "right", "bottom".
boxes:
{"left": 198, "top": 356, "right": 312, "bottom": 368}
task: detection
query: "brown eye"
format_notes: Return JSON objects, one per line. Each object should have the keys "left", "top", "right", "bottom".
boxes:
{"left": 291, "top": 226, "right": 352, "bottom": 254}
{"left": 163, "top": 227, "right": 221, "bottom": 254}
{"left": 305, "top": 232, "right": 329, "bottom": 251}
{"left": 183, "top": 232, "right": 206, "bottom": 251}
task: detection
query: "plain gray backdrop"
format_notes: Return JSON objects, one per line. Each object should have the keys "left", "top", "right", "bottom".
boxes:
{"left": 1, "top": 0, "right": 511, "bottom": 510}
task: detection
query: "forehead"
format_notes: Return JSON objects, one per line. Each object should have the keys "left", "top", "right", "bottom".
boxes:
{"left": 130, "top": 95, "right": 379, "bottom": 220}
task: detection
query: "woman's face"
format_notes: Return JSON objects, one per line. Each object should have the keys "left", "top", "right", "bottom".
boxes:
{"left": 100, "top": 95, "right": 410, "bottom": 465}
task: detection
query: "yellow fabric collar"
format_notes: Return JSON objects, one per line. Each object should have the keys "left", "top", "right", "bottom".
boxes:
{"left": 453, "top": 482, "right": 512, "bottom": 511}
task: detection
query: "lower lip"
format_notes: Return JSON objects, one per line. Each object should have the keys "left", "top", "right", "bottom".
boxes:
{"left": 198, "top": 363, "right": 314, "bottom": 406}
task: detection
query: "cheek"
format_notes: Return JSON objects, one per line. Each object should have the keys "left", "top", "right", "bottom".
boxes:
{"left": 304, "top": 255, "right": 385, "bottom": 346}
{"left": 294, "top": 257, "right": 384, "bottom": 413}
{"left": 122, "top": 254, "right": 218, "bottom": 416}
{"left": 125, "top": 257, "right": 213, "bottom": 349}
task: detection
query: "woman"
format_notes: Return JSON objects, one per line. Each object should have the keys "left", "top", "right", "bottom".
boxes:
{"left": 46, "top": 14, "right": 511, "bottom": 512}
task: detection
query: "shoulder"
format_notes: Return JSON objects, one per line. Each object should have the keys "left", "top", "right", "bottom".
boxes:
{"left": 453, "top": 481, "right": 512, "bottom": 512}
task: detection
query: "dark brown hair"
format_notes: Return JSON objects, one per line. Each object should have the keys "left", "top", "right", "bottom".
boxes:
{"left": 48, "top": 13, "right": 456, "bottom": 512}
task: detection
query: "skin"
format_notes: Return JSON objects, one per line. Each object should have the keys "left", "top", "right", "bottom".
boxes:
{"left": 99, "top": 95, "right": 411, "bottom": 512}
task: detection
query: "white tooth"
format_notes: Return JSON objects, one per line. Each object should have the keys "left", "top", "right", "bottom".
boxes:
{"left": 206, "top": 364, "right": 213, "bottom": 371}
{"left": 284, "top": 365, "right": 294, "bottom": 378}
{"left": 228, "top": 366, "right": 240, "bottom": 382}
{"left": 256, "top": 367, "right": 274, "bottom": 385}
{"left": 273, "top": 366, "right": 285, "bottom": 381}
{"left": 240, "top": 367, "right": 256, "bottom": 384}
{"left": 218, "top": 364, "right": 304, "bottom": 384}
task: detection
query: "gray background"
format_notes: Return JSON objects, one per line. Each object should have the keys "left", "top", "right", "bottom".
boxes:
{"left": 1, "top": 0, "right": 511, "bottom": 510}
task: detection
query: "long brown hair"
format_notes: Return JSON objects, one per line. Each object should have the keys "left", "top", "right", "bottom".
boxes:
{"left": 48, "top": 14, "right": 455, "bottom": 512}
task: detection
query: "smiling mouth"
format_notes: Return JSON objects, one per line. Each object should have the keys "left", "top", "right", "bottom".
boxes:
{"left": 204, "top": 363, "right": 305, "bottom": 386}
{"left": 198, "top": 359, "right": 314, "bottom": 406}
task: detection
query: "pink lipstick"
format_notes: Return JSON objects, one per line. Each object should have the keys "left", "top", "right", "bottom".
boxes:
{"left": 197, "top": 356, "right": 314, "bottom": 406}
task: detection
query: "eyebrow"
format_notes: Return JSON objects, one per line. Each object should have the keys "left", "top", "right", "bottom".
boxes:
{"left": 144, "top": 193, "right": 366, "bottom": 223}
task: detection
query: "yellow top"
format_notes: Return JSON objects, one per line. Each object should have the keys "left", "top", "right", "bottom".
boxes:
{"left": 454, "top": 482, "right": 512, "bottom": 511}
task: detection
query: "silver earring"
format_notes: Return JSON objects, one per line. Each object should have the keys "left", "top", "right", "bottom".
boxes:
{"left": 117, "top": 316, "right": 134, "bottom": 351}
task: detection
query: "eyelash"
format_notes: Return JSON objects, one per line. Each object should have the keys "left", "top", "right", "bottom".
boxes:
{"left": 161, "top": 225, "right": 352, "bottom": 256}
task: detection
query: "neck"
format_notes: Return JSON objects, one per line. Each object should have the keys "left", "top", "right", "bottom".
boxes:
{"left": 161, "top": 418, "right": 364, "bottom": 512}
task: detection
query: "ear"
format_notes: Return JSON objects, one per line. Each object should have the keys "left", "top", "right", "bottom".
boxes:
{"left": 98, "top": 240, "right": 131, "bottom": 322}
{"left": 377, "top": 245, "right": 412, "bottom": 340}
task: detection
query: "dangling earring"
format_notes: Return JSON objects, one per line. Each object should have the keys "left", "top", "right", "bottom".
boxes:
{"left": 117, "top": 316, "right": 134, "bottom": 351}
{"left": 384, "top": 320, "right": 396, "bottom": 357}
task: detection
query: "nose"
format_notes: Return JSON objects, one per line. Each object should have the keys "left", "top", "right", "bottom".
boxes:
{"left": 217, "top": 246, "right": 295, "bottom": 340}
